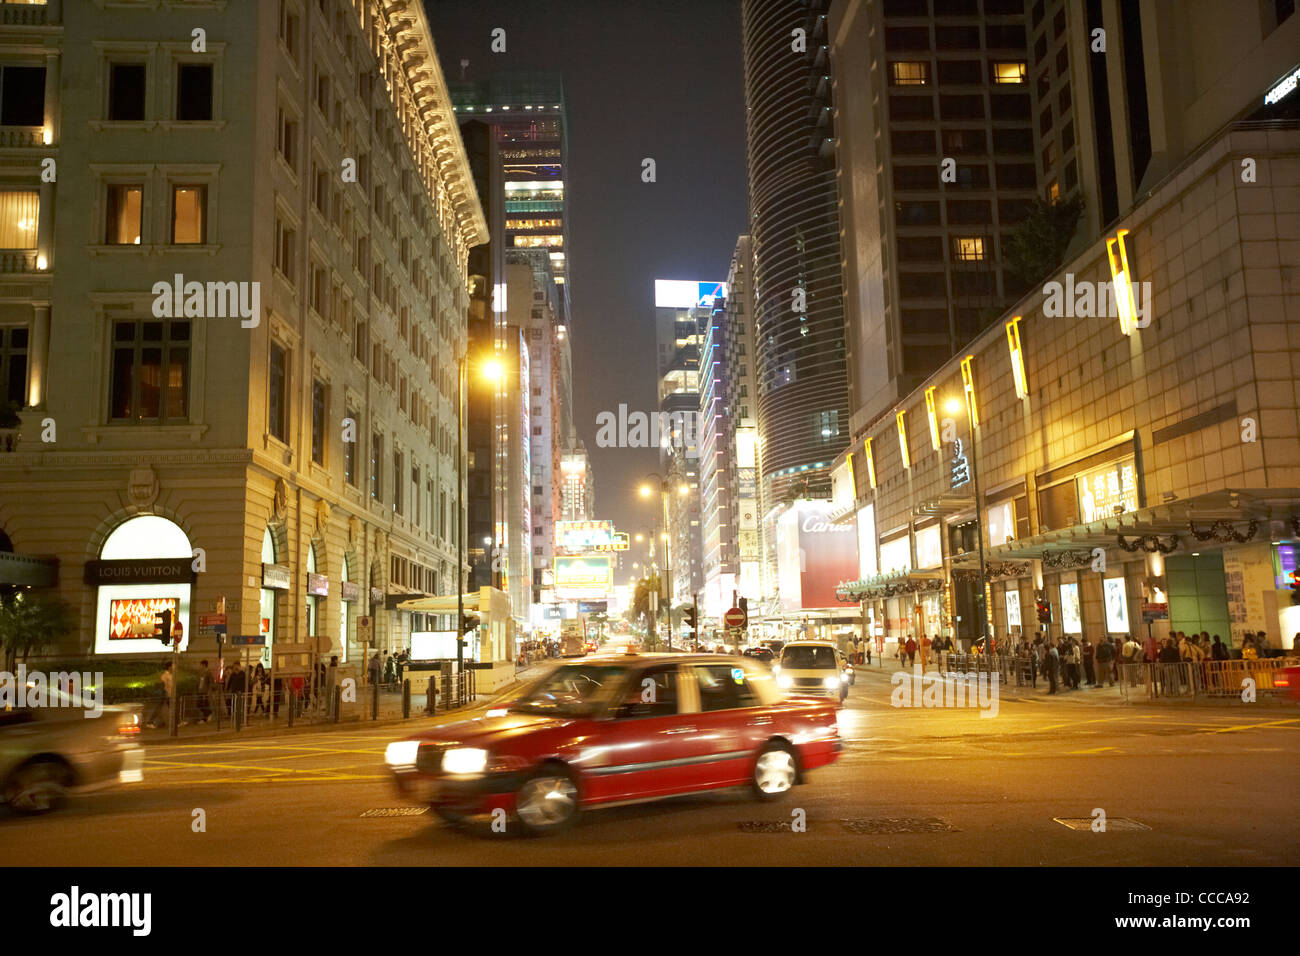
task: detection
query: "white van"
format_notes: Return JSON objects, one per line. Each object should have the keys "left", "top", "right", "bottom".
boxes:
{"left": 772, "top": 641, "right": 848, "bottom": 704}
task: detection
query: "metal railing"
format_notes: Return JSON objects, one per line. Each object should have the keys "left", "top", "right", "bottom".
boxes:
{"left": 1117, "top": 658, "right": 1298, "bottom": 700}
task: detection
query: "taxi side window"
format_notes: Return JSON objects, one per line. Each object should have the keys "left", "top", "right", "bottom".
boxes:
{"left": 612, "top": 665, "right": 678, "bottom": 719}
{"left": 693, "top": 664, "right": 758, "bottom": 712}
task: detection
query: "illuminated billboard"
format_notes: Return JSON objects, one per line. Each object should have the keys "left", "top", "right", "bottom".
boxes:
{"left": 556, "top": 520, "right": 614, "bottom": 551}
{"left": 654, "top": 279, "right": 727, "bottom": 309}
{"left": 776, "top": 500, "right": 859, "bottom": 612}
{"left": 554, "top": 556, "right": 613, "bottom": 599}
{"left": 110, "top": 597, "right": 179, "bottom": 640}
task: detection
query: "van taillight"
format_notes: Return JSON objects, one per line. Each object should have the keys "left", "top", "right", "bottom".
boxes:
{"left": 118, "top": 714, "right": 141, "bottom": 736}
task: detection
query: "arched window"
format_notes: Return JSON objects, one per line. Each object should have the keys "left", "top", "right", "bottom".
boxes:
{"left": 94, "top": 515, "right": 194, "bottom": 654}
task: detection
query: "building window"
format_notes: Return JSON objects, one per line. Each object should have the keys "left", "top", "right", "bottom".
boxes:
{"left": 344, "top": 407, "right": 358, "bottom": 486}
{"left": 175, "top": 63, "right": 213, "bottom": 121}
{"left": 105, "top": 184, "right": 143, "bottom": 245}
{"left": 953, "top": 237, "right": 986, "bottom": 261}
{"left": 890, "top": 61, "right": 929, "bottom": 86}
{"left": 277, "top": 109, "right": 298, "bottom": 169}
{"left": 1041, "top": 140, "right": 1058, "bottom": 172}
{"left": 310, "top": 379, "right": 326, "bottom": 466}
{"left": 1045, "top": 179, "right": 1060, "bottom": 201}
{"left": 392, "top": 449, "right": 403, "bottom": 515}
{"left": 370, "top": 430, "right": 383, "bottom": 501}
{"left": 171, "top": 185, "right": 206, "bottom": 244}
{"left": 439, "top": 490, "right": 447, "bottom": 539}
{"left": 1, "top": 326, "right": 28, "bottom": 407}
{"left": 992, "top": 61, "right": 1026, "bottom": 84}
{"left": 0, "top": 66, "right": 45, "bottom": 127}
{"left": 268, "top": 342, "right": 288, "bottom": 441}
{"left": 411, "top": 465, "right": 421, "bottom": 526}
{"left": 108, "top": 63, "right": 146, "bottom": 121}
{"left": 274, "top": 219, "right": 295, "bottom": 279}
{"left": 109, "top": 320, "right": 190, "bottom": 422}
{"left": 0, "top": 191, "right": 38, "bottom": 249}
{"left": 278, "top": 0, "right": 300, "bottom": 62}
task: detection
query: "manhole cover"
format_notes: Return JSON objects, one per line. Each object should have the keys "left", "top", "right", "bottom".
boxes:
{"left": 1054, "top": 817, "right": 1149, "bottom": 831}
{"left": 737, "top": 821, "right": 795, "bottom": 833}
{"left": 359, "top": 807, "right": 429, "bottom": 818}
{"left": 840, "top": 817, "right": 957, "bottom": 834}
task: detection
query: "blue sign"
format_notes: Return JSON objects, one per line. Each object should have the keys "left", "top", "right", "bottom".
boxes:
{"left": 230, "top": 634, "right": 266, "bottom": 646}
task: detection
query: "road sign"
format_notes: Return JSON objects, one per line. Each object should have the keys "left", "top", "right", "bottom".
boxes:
{"left": 724, "top": 606, "right": 747, "bottom": 629}
{"left": 199, "top": 613, "right": 227, "bottom": 626}
{"left": 230, "top": 634, "right": 266, "bottom": 646}
{"left": 357, "top": 615, "right": 373, "bottom": 643}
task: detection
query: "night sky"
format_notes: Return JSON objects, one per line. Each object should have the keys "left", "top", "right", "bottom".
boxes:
{"left": 425, "top": 0, "right": 750, "bottom": 541}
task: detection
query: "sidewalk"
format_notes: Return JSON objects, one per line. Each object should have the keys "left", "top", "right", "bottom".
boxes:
{"left": 852, "top": 655, "right": 1300, "bottom": 711}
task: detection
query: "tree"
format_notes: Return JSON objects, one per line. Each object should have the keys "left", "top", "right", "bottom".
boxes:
{"left": 1004, "top": 195, "right": 1085, "bottom": 287}
{"left": 0, "top": 589, "right": 74, "bottom": 672}
{"left": 631, "top": 575, "right": 663, "bottom": 649}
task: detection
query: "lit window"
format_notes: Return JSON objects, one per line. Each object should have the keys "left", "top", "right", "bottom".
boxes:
{"left": 1046, "top": 180, "right": 1060, "bottom": 202}
{"left": 0, "top": 191, "right": 38, "bottom": 249}
{"left": 953, "top": 237, "right": 985, "bottom": 261}
{"left": 171, "top": 185, "right": 206, "bottom": 244}
{"left": 105, "top": 185, "right": 143, "bottom": 244}
{"left": 890, "top": 61, "right": 929, "bottom": 86}
{"left": 992, "top": 61, "right": 1026, "bottom": 84}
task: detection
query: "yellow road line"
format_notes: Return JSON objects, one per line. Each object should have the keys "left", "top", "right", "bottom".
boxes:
{"left": 1069, "top": 746, "right": 1120, "bottom": 754}
{"left": 1209, "top": 718, "right": 1300, "bottom": 734}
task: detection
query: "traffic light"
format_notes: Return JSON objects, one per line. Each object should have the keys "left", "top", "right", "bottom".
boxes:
{"left": 1035, "top": 596, "right": 1052, "bottom": 624}
{"left": 1290, "top": 569, "right": 1300, "bottom": 606}
{"left": 738, "top": 596, "right": 748, "bottom": 616}
{"left": 683, "top": 607, "right": 697, "bottom": 633}
{"left": 154, "top": 608, "right": 174, "bottom": 644}
{"left": 460, "top": 612, "right": 480, "bottom": 635}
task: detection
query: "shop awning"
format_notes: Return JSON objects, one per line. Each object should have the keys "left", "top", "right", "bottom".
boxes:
{"left": 395, "top": 592, "right": 483, "bottom": 613}
{"left": 949, "top": 488, "right": 1300, "bottom": 566}
{"left": 0, "top": 552, "right": 58, "bottom": 587}
{"left": 912, "top": 494, "right": 976, "bottom": 519}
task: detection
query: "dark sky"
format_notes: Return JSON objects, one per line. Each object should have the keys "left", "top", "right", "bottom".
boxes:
{"left": 425, "top": 0, "right": 749, "bottom": 539}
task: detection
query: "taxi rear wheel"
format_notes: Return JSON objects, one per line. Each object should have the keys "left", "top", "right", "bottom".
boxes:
{"left": 515, "top": 764, "right": 579, "bottom": 834}
{"left": 751, "top": 742, "right": 798, "bottom": 801}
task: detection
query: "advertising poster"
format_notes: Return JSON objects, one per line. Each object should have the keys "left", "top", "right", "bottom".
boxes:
{"left": 110, "top": 596, "right": 179, "bottom": 640}
{"left": 1005, "top": 589, "right": 1022, "bottom": 628}
{"left": 1059, "top": 581, "right": 1082, "bottom": 634}
{"left": 1103, "top": 577, "right": 1129, "bottom": 633}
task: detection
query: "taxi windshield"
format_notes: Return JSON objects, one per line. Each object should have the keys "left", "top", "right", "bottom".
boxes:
{"left": 780, "top": 645, "right": 837, "bottom": 669}
{"left": 510, "top": 664, "right": 630, "bottom": 717}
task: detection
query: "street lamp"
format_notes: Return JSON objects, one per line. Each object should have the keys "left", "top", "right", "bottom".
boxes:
{"left": 945, "top": 395, "right": 988, "bottom": 650}
{"left": 637, "top": 473, "right": 676, "bottom": 649}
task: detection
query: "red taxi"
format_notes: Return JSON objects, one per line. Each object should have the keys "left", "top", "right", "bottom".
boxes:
{"left": 385, "top": 653, "right": 841, "bottom": 834}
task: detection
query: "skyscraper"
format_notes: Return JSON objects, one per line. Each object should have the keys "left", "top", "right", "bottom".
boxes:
{"left": 742, "top": 0, "right": 850, "bottom": 506}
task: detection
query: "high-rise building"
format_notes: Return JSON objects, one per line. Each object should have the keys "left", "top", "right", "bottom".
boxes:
{"left": 560, "top": 444, "right": 594, "bottom": 521}
{"left": 724, "top": 237, "right": 766, "bottom": 607}
{"left": 831, "top": 0, "right": 1039, "bottom": 433}
{"left": 0, "top": 2, "right": 488, "bottom": 673}
{"left": 742, "top": 0, "right": 850, "bottom": 507}
{"left": 698, "top": 296, "right": 733, "bottom": 621}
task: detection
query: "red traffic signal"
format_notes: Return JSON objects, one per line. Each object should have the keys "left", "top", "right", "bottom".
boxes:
{"left": 1035, "top": 599, "right": 1052, "bottom": 624}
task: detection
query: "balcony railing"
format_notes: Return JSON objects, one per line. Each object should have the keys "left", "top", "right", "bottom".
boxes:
{"left": 0, "top": 250, "right": 38, "bottom": 273}
{"left": 0, "top": 2, "right": 48, "bottom": 27}
{"left": 0, "top": 127, "right": 44, "bottom": 147}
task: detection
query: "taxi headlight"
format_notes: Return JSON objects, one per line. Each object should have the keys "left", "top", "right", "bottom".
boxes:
{"left": 385, "top": 741, "right": 420, "bottom": 768}
{"left": 823, "top": 675, "right": 840, "bottom": 689}
{"left": 442, "top": 747, "right": 489, "bottom": 775}
{"left": 776, "top": 674, "right": 793, "bottom": 689}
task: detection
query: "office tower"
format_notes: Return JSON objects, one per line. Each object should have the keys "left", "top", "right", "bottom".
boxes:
{"left": 742, "top": 0, "right": 851, "bottom": 507}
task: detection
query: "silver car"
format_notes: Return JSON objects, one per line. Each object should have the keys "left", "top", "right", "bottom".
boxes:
{"left": 1, "top": 693, "right": 145, "bottom": 815}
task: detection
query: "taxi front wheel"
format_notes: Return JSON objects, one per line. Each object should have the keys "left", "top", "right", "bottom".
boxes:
{"left": 752, "top": 742, "right": 797, "bottom": 801}
{"left": 515, "top": 764, "right": 579, "bottom": 835}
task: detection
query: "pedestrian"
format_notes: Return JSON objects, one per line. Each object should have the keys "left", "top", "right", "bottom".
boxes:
{"left": 251, "top": 663, "right": 269, "bottom": 714}
{"left": 1143, "top": 630, "right": 1160, "bottom": 664}
{"left": 1082, "top": 637, "right": 1096, "bottom": 686}
{"left": 225, "top": 661, "right": 247, "bottom": 720}
{"left": 367, "top": 651, "right": 381, "bottom": 686}
{"left": 1095, "top": 635, "right": 1115, "bottom": 686}
{"left": 1045, "top": 642, "right": 1059, "bottom": 694}
{"left": 1211, "top": 634, "right": 1228, "bottom": 661}
{"left": 383, "top": 651, "right": 396, "bottom": 684}
{"left": 145, "top": 661, "right": 174, "bottom": 729}
{"left": 195, "top": 659, "right": 214, "bottom": 723}
{"left": 905, "top": 636, "right": 917, "bottom": 667}
{"left": 865, "top": 641, "right": 872, "bottom": 666}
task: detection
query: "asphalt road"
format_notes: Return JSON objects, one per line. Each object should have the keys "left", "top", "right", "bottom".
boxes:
{"left": 5, "top": 666, "right": 1298, "bottom": 866}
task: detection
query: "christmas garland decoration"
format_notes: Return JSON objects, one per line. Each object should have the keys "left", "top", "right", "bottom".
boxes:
{"left": 1188, "top": 519, "right": 1258, "bottom": 543}
{"left": 1117, "top": 533, "right": 1179, "bottom": 553}
{"left": 1041, "top": 549, "right": 1092, "bottom": 570}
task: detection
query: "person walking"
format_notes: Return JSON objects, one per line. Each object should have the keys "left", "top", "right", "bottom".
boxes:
{"left": 194, "top": 660, "right": 214, "bottom": 723}
{"left": 367, "top": 651, "right": 381, "bottom": 686}
{"left": 225, "top": 661, "right": 247, "bottom": 722}
{"left": 1082, "top": 637, "right": 1096, "bottom": 686}
{"left": 1094, "top": 636, "right": 1115, "bottom": 686}
{"left": 251, "top": 663, "right": 269, "bottom": 715}
{"left": 1045, "top": 641, "right": 1059, "bottom": 695}
{"left": 905, "top": 636, "right": 918, "bottom": 667}
{"left": 145, "top": 661, "right": 174, "bottom": 729}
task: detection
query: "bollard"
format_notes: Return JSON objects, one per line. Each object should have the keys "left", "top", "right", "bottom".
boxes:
{"left": 426, "top": 676, "right": 437, "bottom": 714}
{"left": 333, "top": 684, "right": 342, "bottom": 723}
{"left": 371, "top": 682, "right": 379, "bottom": 720}
{"left": 402, "top": 679, "right": 411, "bottom": 718}
{"left": 287, "top": 688, "right": 295, "bottom": 727}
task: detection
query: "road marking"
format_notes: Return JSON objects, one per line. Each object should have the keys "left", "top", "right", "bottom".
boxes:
{"left": 1069, "top": 746, "right": 1119, "bottom": 754}
{"left": 1209, "top": 718, "right": 1300, "bottom": 734}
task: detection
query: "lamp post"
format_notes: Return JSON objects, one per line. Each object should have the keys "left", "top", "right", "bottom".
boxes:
{"left": 946, "top": 395, "right": 988, "bottom": 650}
{"left": 639, "top": 475, "right": 689, "bottom": 650}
